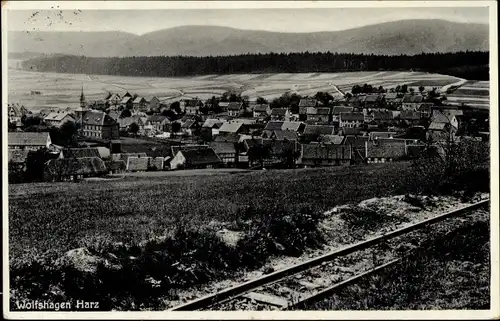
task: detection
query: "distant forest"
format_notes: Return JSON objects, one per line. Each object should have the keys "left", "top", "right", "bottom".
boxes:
{"left": 22, "top": 51, "right": 489, "bottom": 80}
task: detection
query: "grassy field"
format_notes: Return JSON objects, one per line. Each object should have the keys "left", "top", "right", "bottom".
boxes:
{"left": 8, "top": 69, "right": 461, "bottom": 110}
{"left": 9, "top": 162, "right": 425, "bottom": 260}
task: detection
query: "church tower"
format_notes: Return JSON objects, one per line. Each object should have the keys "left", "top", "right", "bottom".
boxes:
{"left": 80, "top": 86, "right": 86, "bottom": 109}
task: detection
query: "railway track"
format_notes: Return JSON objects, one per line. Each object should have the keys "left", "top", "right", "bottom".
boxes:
{"left": 169, "top": 199, "right": 489, "bottom": 311}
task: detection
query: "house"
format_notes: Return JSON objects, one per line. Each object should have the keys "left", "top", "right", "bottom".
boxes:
{"left": 227, "top": 102, "right": 244, "bottom": 117}
{"left": 369, "top": 132, "right": 397, "bottom": 141}
{"left": 185, "top": 99, "right": 203, "bottom": 115}
{"left": 44, "top": 111, "right": 75, "bottom": 128}
{"left": 148, "top": 97, "right": 161, "bottom": 112}
{"left": 340, "top": 127, "right": 362, "bottom": 136}
{"left": 181, "top": 119, "right": 199, "bottom": 136}
{"left": 270, "top": 108, "right": 291, "bottom": 121}
{"left": 132, "top": 96, "right": 148, "bottom": 111}
{"left": 298, "top": 98, "right": 318, "bottom": 108}
{"left": 8, "top": 132, "right": 52, "bottom": 150}
{"left": 363, "top": 94, "right": 385, "bottom": 109}
{"left": 201, "top": 118, "right": 226, "bottom": 140}
{"left": 120, "top": 96, "right": 134, "bottom": 109}
{"left": 302, "top": 125, "right": 335, "bottom": 143}
{"left": 81, "top": 111, "right": 120, "bottom": 140}
{"left": 209, "top": 141, "right": 238, "bottom": 166}
{"left": 146, "top": 115, "right": 167, "bottom": 132}
{"left": 399, "top": 110, "right": 422, "bottom": 126}
{"left": 270, "top": 130, "right": 299, "bottom": 141}
{"left": 365, "top": 139, "right": 407, "bottom": 163}
{"left": 428, "top": 109, "right": 459, "bottom": 141}
{"left": 252, "top": 104, "right": 271, "bottom": 118}
{"left": 299, "top": 144, "right": 352, "bottom": 167}
{"left": 8, "top": 103, "right": 29, "bottom": 123}
{"left": 218, "top": 102, "right": 230, "bottom": 112}
{"left": 281, "top": 121, "right": 305, "bottom": 133}
{"left": 332, "top": 106, "right": 354, "bottom": 123}
{"left": 402, "top": 94, "right": 424, "bottom": 111}
{"left": 218, "top": 121, "right": 249, "bottom": 136}
{"left": 339, "top": 112, "right": 364, "bottom": 128}
{"left": 372, "top": 110, "right": 394, "bottom": 126}
{"left": 126, "top": 156, "right": 150, "bottom": 172}
{"left": 118, "top": 115, "right": 145, "bottom": 132}
{"left": 43, "top": 157, "right": 107, "bottom": 181}
{"left": 105, "top": 93, "right": 122, "bottom": 108}
{"left": 243, "top": 138, "right": 299, "bottom": 167}
{"left": 170, "top": 147, "right": 222, "bottom": 170}
{"left": 306, "top": 107, "right": 331, "bottom": 123}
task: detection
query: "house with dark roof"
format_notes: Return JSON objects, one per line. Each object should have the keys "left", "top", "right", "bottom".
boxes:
{"left": 339, "top": 112, "right": 364, "bottom": 128}
{"left": 148, "top": 97, "right": 161, "bottom": 112}
{"left": 298, "top": 98, "right": 318, "bottom": 108}
{"left": 281, "top": 121, "right": 305, "bottom": 133}
{"left": 371, "top": 110, "right": 395, "bottom": 126}
{"left": 365, "top": 139, "right": 407, "bottom": 163}
{"left": 227, "top": 102, "right": 244, "bottom": 117}
{"left": 299, "top": 144, "right": 352, "bottom": 167}
{"left": 270, "top": 108, "right": 291, "bottom": 121}
{"left": 61, "top": 148, "right": 101, "bottom": 159}
{"left": 133, "top": 96, "right": 148, "bottom": 111}
{"left": 302, "top": 125, "right": 336, "bottom": 143}
{"left": 399, "top": 110, "right": 422, "bottom": 126}
{"left": 402, "top": 94, "right": 424, "bottom": 111}
{"left": 369, "top": 132, "right": 397, "bottom": 141}
{"left": 181, "top": 119, "right": 200, "bottom": 136}
{"left": 209, "top": 141, "right": 237, "bottom": 165}
{"left": 340, "top": 127, "right": 362, "bottom": 136}
{"left": 184, "top": 99, "right": 204, "bottom": 115}
{"left": 252, "top": 104, "right": 271, "bottom": 118}
{"left": 170, "top": 147, "right": 222, "bottom": 170}
{"left": 318, "top": 135, "right": 345, "bottom": 145}
{"left": 44, "top": 111, "right": 75, "bottom": 128}
{"left": 332, "top": 106, "right": 354, "bottom": 123}
{"left": 146, "top": 115, "right": 168, "bottom": 132}
{"left": 363, "top": 94, "right": 385, "bottom": 109}
{"left": 8, "top": 132, "right": 52, "bottom": 151}
{"left": 120, "top": 96, "right": 133, "bottom": 109}
{"left": 82, "top": 111, "right": 119, "bottom": 140}
{"left": 306, "top": 107, "right": 331, "bottom": 123}
{"left": 201, "top": 118, "right": 226, "bottom": 141}
{"left": 44, "top": 157, "right": 108, "bottom": 181}
{"left": 118, "top": 115, "right": 145, "bottom": 132}
{"left": 270, "top": 130, "right": 299, "bottom": 141}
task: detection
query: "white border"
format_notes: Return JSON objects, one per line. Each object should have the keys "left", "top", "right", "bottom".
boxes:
{"left": 2, "top": 1, "right": 498, "bottom": 320}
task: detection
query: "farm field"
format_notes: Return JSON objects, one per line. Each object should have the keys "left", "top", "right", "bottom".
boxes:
{"left": 7, "top": 69, "right": 462, "bottom": 111}
{"left": 445, "top": 80, "right": 490, "bottom": 110}
{"left": 9, "top": 162, "right": 427, "bottom": 261}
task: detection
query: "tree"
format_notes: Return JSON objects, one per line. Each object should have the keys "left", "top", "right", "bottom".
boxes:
{"left": 22, "top": 115, "right": 42, "bottom": 128}
{"left": 418, "top": 86, "right": 425, "bottom": 94}
{"left": 128, "top": 122, "right": 140, "bottom": 136}
{"left": 280, "top": 146, "right": 300, "bottom": 169}
{"left": 314, "top": 92, "right": 334, "bottom": 106}
{"left": 8, "top": 121, "right": 17, "bottom": 132}
{"left": 352, "top": 85, "right": 362, "bottom": 95}
{"left": 171, "top": 121, "right": 181, "bottom": 133}
{"left": 409, "top": 87, "right": 415, "bottom": 94}
{"left": 120, "top": 108, "right": 132, "bottom": 118}
{"left": 247, "top": 142, "right": 271, "bottom": 169}
{"left": 344, "top": 92, "right": 353, "bottom": 99}
{"left": 161, "top": 109, "right": 177, "bottom": 119}
{"left": 59, "top": 121, "right": 78, "bottom": 146}
{"left": 256, "top": 97, "right": 268, "bottom": 104}
{"left": 170, "top": 101, "right": 182, "bottom": 114}
{"left": 401, "top": 84, "right": 408, "bottom": 93}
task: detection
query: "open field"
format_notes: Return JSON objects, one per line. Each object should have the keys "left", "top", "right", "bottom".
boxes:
{"left": 8, "top": 69, "right": 462, "bottom": 111}
{"left": 445, "top": 80, "right": 490, "bottom": 110}
{"left": 10, "top": 162, "right": 427, "bottom": 260}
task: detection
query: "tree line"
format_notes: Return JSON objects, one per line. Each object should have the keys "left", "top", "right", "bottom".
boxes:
{"left": 23, "top": 51, "right": 489, "bottom": 80}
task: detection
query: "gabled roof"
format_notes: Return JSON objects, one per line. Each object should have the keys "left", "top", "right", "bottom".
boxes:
{"left": 429, "top": 121, "right": 447, "bottom": 131}
{"left": 180, "top": 148, "right": 222, "bottom": 165}
{"left": 44, "top": 111, "right": 75, "bottom": 122}
{"left": 303, "top": 125, "right": 335, "bottom": 135}
{"left": 384, "top": 93, "right": 398, "bottom": 100}
{"left": 273, "top": 130, "right": 299, "bottom": 141}
{"left": 219, "top": 122, "right": 243, "bottom": 133}
{"left": 341, "top": 127, "right": 362, "bottom": 136}
{"left": 184, "top": 99, "right": 203, "bottom": 108}
{"left": 209, "top": 141, "right": 236, "bottom": 154}
{"left": 281, "top": 121, "right": 303, "bottom": 132}
{"left": 432, "top": 109, "right": 453, "bottom": 124}
{"left": 369, "top": 132, "right": 397, "bottom": 140}
{"left": 264, "top": 121, "right": 284, "bottom": 131}
{"left": 202, "top": 119, "right": 225, "bottom": 128}
{"left": 181, "top": 119, "right": 197, "bottom": 129}
{"left": 340, "top": 112, "right": 364, "bottom": 122}
{"left": 214, "top": 134, "right": 240, "bottom": 143}
{"left": 218, "top": 102, "right": 230, "bottom": 108}
{"left": 44, "top": 157, "right": 107, "bottom": 176}
{"left": 227, "top": 102, "right": 243, "bottom": 110}
{"left": 299, "top": 98, "right": 318, "bottom": 107}
{"left": 364, "top": 95, "right": 382, "bottom": 103}
{"left": 307, "top": 107, "right": 331, "bottom": 115}
{"left": 84, "top": 111, "right": 117, "bottom": 126}
{"left": 402, "top": 94, "right": 423, "bottom": 104}
{"left": 118, "top": 115, "right": 144, "bottom": 128}
{"left": 62, "top": 148, "right": 101, "bottom": 159}
{"left": 8, "top": 132, "right": 50, "bottom": 146}
{"left": 171, "top": 145, "right": 209, "bottom": 157}
{"left": 133, "top": 96, "right": 147, "bottom": 104}
{"left": 302, "top": 144, "right": 352, "bottom": 160}
{"left": 332, "top": 107, "right": 353, "bottom": 115}
{"left": 271, "top": 108, "right": 288, "bottom": 116}
{"left": 121, "top": 96, "right": 132, "bottom": 104}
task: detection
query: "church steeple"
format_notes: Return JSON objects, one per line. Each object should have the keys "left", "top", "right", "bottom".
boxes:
{"left": 80, "top": 86, "right": 86, "bottom": 108}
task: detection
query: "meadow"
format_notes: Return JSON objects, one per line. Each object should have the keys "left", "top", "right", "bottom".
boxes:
{"left": 445, "top": 80, "right": 490, "bottom": 110}
{"left": 9, "top": 162, "right": 422, "bottom": 260}
{"left": 7, "top": 69, "right": 462, "bottom": 111}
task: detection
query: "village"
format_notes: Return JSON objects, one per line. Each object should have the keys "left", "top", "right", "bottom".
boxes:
{"left": 7, "top": 82, "right": 490, "bottom": 182}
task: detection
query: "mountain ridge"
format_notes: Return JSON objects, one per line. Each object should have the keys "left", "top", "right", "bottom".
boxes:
{"left": 8, "top": 19, "right": 489, "bottom": 57}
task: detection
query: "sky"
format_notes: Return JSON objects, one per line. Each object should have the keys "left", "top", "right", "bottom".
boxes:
{"left": 7, "top": 7, "right": 490, "bottom": 35}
